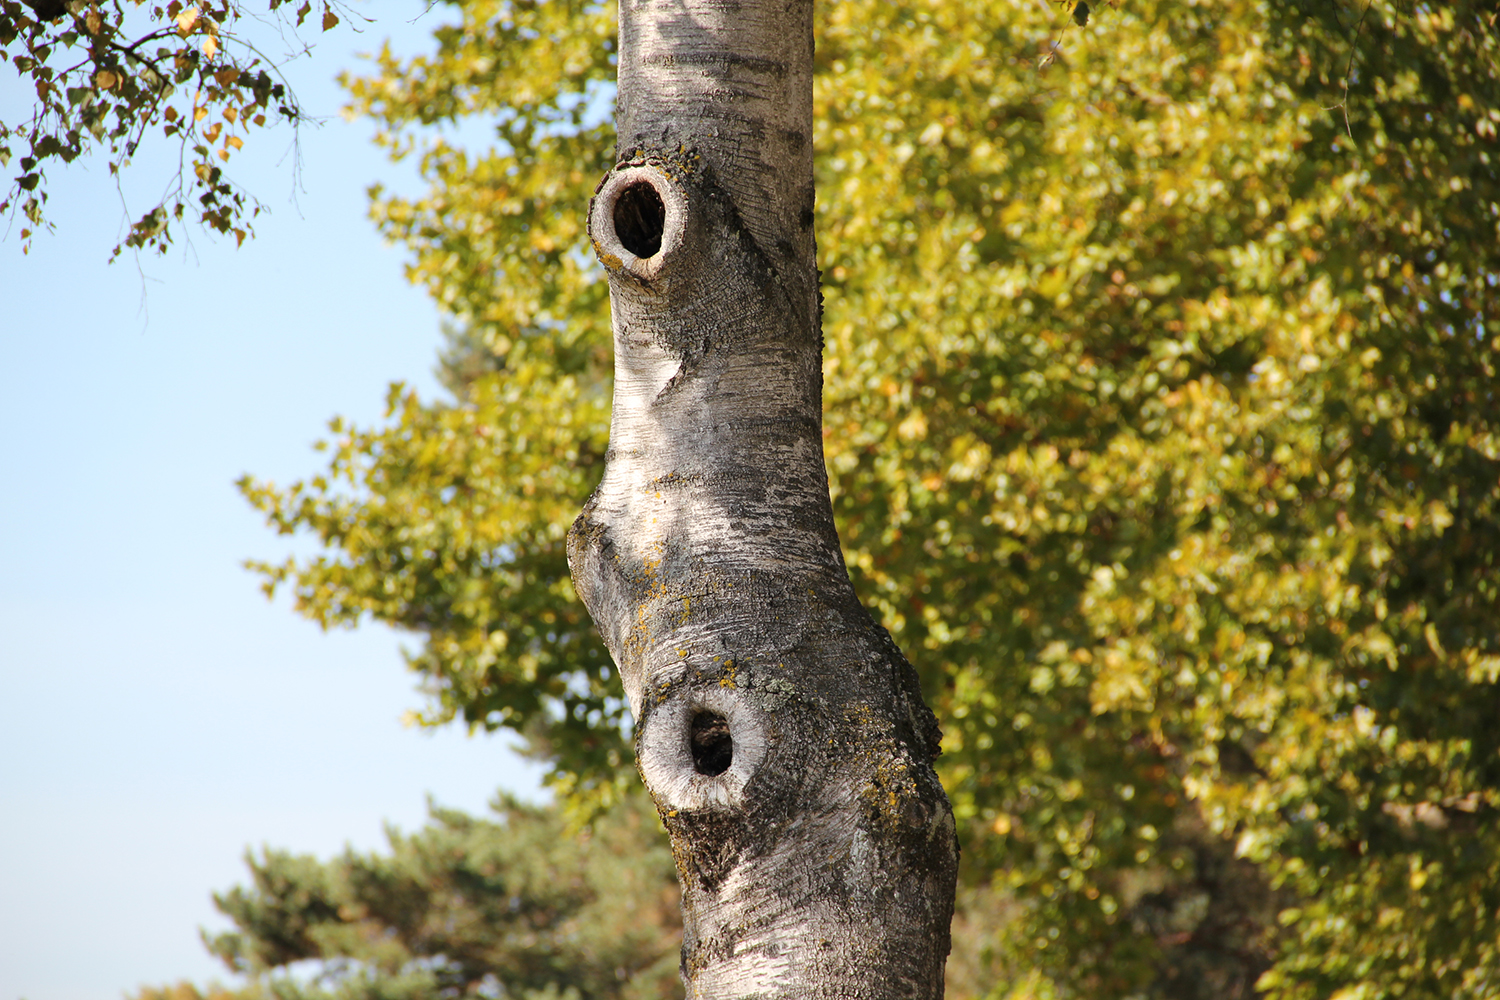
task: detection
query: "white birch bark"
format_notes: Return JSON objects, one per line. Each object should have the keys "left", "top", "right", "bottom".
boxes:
{"left": 567, "top": 1, "right": 958, "bottom": 995}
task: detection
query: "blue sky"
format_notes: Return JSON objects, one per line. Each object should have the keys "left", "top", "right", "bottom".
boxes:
{"left": 0, "top": 8, "right": 548, "bottom": 998}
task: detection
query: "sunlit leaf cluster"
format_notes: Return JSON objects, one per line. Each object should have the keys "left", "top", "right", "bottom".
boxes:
{"left": 0, "top": 0, "right": 349, "bottom": 255}
{"left": 244, "top": 0, "right": 1500, "bottom": 996}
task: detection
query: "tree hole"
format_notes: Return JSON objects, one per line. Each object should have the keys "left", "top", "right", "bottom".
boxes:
{"left": 613, "top": 181, "right": 665, "bottom": 258}
{"left": 689, "top": 711, "right": 733, "bottom": 777}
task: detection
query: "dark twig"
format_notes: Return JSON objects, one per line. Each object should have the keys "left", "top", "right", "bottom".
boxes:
{"left": 1327, "top": 0, "right": 1376, "bottom": 139}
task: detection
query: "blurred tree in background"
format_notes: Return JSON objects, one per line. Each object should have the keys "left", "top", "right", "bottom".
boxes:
{"left": 236, "top": 0, "right": 1500, "bottom": 996}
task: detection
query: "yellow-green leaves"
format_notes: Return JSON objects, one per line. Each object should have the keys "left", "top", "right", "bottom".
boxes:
{"left": 820, "top": 0, "right": 1500, "bottom": 993}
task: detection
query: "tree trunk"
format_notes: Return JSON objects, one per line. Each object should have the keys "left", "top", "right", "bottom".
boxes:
{"left": 566, "top": 0, "right": 959, "bottom": 996}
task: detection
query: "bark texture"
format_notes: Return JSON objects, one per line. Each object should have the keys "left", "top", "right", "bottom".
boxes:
{"left": 567, "top": 1, "right": 959, "bottom": 995}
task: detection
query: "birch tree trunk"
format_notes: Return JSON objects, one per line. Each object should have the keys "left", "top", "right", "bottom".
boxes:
{"left": 566, "top": 1, "right": 959, "bottom": 995}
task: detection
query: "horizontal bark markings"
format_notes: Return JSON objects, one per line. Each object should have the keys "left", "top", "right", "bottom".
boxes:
{"left": 639, "top": 50, "right": 789, "bottom": 79}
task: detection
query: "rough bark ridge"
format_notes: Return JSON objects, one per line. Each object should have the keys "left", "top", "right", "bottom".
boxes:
{"left": 566, "top": 1, "right": 959, "bottom": 996}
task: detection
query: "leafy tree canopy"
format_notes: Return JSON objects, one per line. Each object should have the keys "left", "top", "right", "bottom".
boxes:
{"left": 232, "top": 0, "right": 1500, "bottom": 996}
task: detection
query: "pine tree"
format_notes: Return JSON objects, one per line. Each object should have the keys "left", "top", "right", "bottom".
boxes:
{"left": 135, "top": 793, "right": 683, "bottom": 1000}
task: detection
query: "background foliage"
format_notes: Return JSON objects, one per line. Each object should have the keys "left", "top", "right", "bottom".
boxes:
{"left": 203, "top": 0, "right": 1500, "bottom": 995}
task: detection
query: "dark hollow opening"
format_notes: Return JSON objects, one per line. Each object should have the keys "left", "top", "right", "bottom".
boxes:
{"left": 613, "top": 182, "right": 665, "bottom": 258}
{"left": 689, "top": 711, "right": 733, "bottom": 777}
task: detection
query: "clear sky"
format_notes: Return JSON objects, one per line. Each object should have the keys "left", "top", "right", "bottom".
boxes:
{"left": 0, "top": 8, "right": 546, "bottom": 999}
